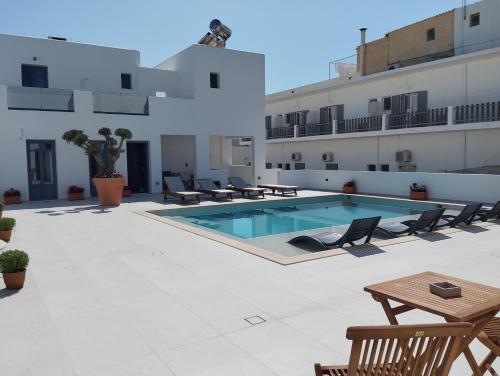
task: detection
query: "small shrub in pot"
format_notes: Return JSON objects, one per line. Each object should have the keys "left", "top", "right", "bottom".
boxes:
{"left": 342, "top": 179, "right": 357, "bottom": 194}
{"left": 0, "top": 217, "right": 16, "bottom": 242}
{"left": 67, "top": 185, "right": 85, "bottom": 201}
{"left": 410, "top": 183, "right": 428, "bottom": 200}
{"left": 0, "top": 249, "right": 29, "bottom": 289}
{"left": 3, "top": 188, "right": 21, "bottom": 205}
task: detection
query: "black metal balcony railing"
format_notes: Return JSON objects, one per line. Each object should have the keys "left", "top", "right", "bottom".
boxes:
{"left": 336, "top": 115, "right": 382, "bottom": 134}
{"left": 455, "top": 101, "right": 500, "bottom": 124}
{"left": 387, "top": 108, "right": 448, "bottom": 129}
{"left": 266, "top": 126, "right": 294, "bottom": 139}
{"left": 297, "top": 122, "right": 333, "bottom": 137}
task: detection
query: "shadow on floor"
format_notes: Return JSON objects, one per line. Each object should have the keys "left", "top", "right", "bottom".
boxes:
{"left": 35, "top": 205, "right": 112, "bottom": 216}
{"left": 0, "top": 288, "right": 20, "bottom": 299}
{"left": 347, "top": 245, "right": 386, "bottom": 258}
{"left": 418, "top": 232, "right": 452, "bottom": 242}
{"left": 459, "top": 225, "right": 490, "bottom": 234}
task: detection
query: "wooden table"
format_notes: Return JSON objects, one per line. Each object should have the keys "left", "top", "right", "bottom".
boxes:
{"left": 364, "top": 271, "right": 500, "bottom": 375}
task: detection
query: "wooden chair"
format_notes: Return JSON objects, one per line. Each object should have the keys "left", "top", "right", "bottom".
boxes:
{"left": 478, "top": 317, "right": 500, "bottom": 375}
{"left": 314, "top": 323, "right": 472, "bottom": 376}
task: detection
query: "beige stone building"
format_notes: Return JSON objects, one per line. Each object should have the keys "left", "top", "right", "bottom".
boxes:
{"left": 357, "top": 10, "right": 455, "bottom": 76}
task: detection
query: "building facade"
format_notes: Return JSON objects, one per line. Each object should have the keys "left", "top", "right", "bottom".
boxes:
{"left": 265, "top": 47, "right": 500, "bottom": 173}
{"left": 0, "top": 33, "right": 266, "bottom": 201}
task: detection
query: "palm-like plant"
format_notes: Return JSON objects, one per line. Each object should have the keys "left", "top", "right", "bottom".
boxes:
{"left": 62, "top": 127, "right": 132, "bottom": 178}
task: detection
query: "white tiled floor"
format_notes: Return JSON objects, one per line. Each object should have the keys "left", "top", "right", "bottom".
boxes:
{"left": 1, "top": 192, "right": 499, "bottom": 375}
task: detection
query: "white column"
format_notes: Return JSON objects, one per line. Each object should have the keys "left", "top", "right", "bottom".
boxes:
{"left": 382, "top": 114, "right": 389, "bottom": 130}
{"left": 294, "top": 124, "right": 298, "bottom": 138}
{"left": 447, "top": 106, "right": 454, "bottom": 126}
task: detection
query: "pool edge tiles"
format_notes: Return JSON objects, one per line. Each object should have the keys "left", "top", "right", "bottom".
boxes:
{"left": 135, "top": 194, "right": 474, "bottom": 265}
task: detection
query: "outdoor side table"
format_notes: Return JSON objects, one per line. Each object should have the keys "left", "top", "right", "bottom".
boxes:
{"left": 364, "top": 271, "right": 500, "bottom": 375}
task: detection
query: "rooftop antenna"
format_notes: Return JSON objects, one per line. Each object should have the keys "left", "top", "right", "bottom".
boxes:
{"left": 198, "top": 19, "right": 232, "bottom": 48}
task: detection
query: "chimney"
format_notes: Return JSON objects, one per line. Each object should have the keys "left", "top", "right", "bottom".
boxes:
{"left": 359, "top": 28, "right": 367, "bottom": 76}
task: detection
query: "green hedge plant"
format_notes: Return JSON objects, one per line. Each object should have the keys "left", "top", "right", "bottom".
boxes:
{"left": 0, "top": 217, "right": 16, "bottom": 231}
{"left": 0, "top": 250, "right": 29, "bottom": 273}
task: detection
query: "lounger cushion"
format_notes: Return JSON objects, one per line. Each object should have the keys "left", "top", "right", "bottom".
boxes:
{"left": 259, "top": 184, "right": 297, "bottom": 189}
{"left": 377, "top": 222, "right": 411, "bottom": 234}
{"left": 174, "top": 191, "right": 201, "bottom": 196}
{"left": 310, "top": 232, "right": 342, "bottom": 244}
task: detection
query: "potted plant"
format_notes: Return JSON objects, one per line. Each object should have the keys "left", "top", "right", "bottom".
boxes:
{"left": 3, "top": 189, "right": 21, "bottom": 205}
{"left": 122, "top": 185, "right": 132, "bottom": 198}
{"left": 342, "top": 180, "right": 357, "bottom": 194}
{"left": 62, "top": 127, "right": 132, "bottom": 206}
{"left": 410, "top": 183, "right": 428, "bottom": 200}
{"left": 0, "top": 249, "right": 29, "bottom": 289}
{"left": 67, "top": 185, "right": 85, "bottom": 201}
{"left": 0, "top": 217, "right": 16, "bottom": 242}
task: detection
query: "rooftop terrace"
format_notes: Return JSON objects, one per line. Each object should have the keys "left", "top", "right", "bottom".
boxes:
{"left": 1, "top": 192, "right": 499, "bottom": 375}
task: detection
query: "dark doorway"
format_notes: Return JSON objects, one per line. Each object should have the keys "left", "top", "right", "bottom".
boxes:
{"left": 26, "top": 140, "right": 58, "bottom": 200}
{"left": 126, "top": 142, "right": 150, "bottom": 193}
{"left": 88, "top": 141, "right": 106, "bottom": 197}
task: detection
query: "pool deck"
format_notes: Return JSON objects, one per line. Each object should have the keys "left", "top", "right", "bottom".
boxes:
{"left": 1, "top": 190, "right": 499, "bottom": 375}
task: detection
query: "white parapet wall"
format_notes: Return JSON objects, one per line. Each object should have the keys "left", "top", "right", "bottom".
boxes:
{"left": 277, "top": 169, "right": 500, "bottom": 204}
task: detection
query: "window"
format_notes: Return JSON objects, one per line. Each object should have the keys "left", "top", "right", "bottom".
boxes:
{"left": 22, "top": 64, "right": 48, "bottom": 88}
{"left": 368, "top": 98, "right": 378, "bottom": 115}
{"left": 277, "top": 163, "right": 283, "bottom": 169}
{"left": 326, "top": 163, "right": 339, "bottom": 170}
{"left": 265, "top": 163, "right": 272, "bottom": 169}
{"left": 121, "top": 73, "right": 132, "bottom": 89}
{"left": 265, "top": 115, "right": 272, "bottom": 129}
{"left": 426, "top": 28, "right": 435, "bottom": 42}
{"left": 285, "top": 163, "right": 291, "bottom": 170}
{"left": 367, "top": 164, "right": 376, "bottom": 171}
{"left": 295, "top": 163, "right": 305, "bottom": 170}
{"left": 470, "top": 13, "right": 480, "bottom": 27}
{"left": 380, "top": 164, "right": 390, "bottom": 172}
{"left": 383, "top": 97, "right": 392, "bottom": 111}
{"left": 210, "top": 72, "right": 220, "bottom": 89}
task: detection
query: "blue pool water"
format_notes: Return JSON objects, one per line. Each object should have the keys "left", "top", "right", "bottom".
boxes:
{"left": 156, "top": 196, "right": 441, "bottom": 240}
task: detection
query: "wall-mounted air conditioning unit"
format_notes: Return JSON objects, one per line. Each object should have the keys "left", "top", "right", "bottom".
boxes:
{"left": 396, "top": 150, "right": 411, "bottom": 163}
{"left": 322, "top": 152, "right": 334, "bottom": 162}
{"left": 291, "top": 152, "right": 302, "bottom": 161}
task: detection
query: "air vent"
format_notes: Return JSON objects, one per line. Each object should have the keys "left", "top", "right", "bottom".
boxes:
{"left": 322, "top": 152, "right": 334, "bottom": 162}
{"left": 291, "top": 152, "right": 302, "bottom": 161}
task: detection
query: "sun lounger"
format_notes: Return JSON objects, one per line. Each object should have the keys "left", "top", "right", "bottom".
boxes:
{"left": 227, "top": 176, "right": 265, "bottom": 198}
{"left": 163, "top": 176, "right": 202, "bottom": 203}
{"left": 475, "top": 201, "right": 500, "bottom": 221}
{"left": 314, "top": 322, "right": 472, "bottom": 376}
{"left": 375, "top": 208, "right": 445, "bottom": 238}
{"left": 257, "top": 184, "right": 298, "bottom": 196}
{"left": 435, "top": 203, "right": 483, "bottom": 228}
{"left": 195, "top": 179, "right": 235, "bottom": 200}
{"left": 288, "top": 216, "right": 381, "bottom": 250}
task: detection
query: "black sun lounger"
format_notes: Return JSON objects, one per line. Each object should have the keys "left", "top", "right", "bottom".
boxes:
{"left": 163, "top": 176, "right": 202, "bottom": 203}
{"left": 228, "top": 176, "right": 265, "bottom": 198}
{"left": 195, "top": 179, "right": 236, "bottom": 200}
{"left": 375, "top": 208, "right": 445, "bottom": 238}
{"left": 435, "top": 203, "right": 483, "bottom": 228}
{"left": 475, "top": 201, "right": 500, "bottom": 221}
{"left": 288, "top": 216, "right": 381, "bottom": 250}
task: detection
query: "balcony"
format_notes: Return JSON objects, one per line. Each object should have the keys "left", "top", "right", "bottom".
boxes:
{"left": 93, "top": 93, "right": 149, "bottom": 115}
{"left": 266, "top": 126, "right": 294, "bottom": 140}
{"left": 7, "top": 86, "right": 74, "bottom": 112}
{"left": 455, "top": 101, "right": 500, "bottom": 124}
{"left": 297, "top": 122, "right": 333, "bottom": 137}
{"left": 387, "top": 108, "right": 448, "bottom": 129}
{"left": 337, "top": 116, "right": 382, "bottom": 134}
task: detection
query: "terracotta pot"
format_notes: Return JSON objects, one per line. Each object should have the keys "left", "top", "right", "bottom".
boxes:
{"left": 68, "top": 192, "right": 84, "bottom": 201}
{"left": 3, "top": 196, "right": 21, "bottom": 205}
{"left": 93, "top": 177, "right": 125, "bottom": 206}
{"left": 122, "top": 189, "right": 132, "bottom": 198}
{"left": 0, "top": 230, "right": 12, "bottom": 242}
{"left": 3, "top": 271, "right": 26, "bottom": 289}
{"left": 342, "top": 185, "right": 357, "bottom": 194}
{"left": 410, "top": 190, "right": 428, "bottom": 201}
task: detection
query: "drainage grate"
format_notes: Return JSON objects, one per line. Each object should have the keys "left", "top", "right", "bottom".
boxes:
{"left": 244, "top": 315, "right": 266, "bottom": 325}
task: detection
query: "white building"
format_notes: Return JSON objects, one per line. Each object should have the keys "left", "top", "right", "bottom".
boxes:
{"left": 265, "top": 45, "right": 500, "bottom": 174}
{"left": 0, "top": 33, "right": 266, "bottom": 201}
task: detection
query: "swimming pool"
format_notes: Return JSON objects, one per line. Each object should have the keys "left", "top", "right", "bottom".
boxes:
{"left": 152, "top": 195, "right": 443, "bottom": 239}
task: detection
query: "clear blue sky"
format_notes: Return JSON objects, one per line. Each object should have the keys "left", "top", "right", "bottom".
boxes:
{"left": 1, "top": 0, "right": 463, "bottom": 93}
